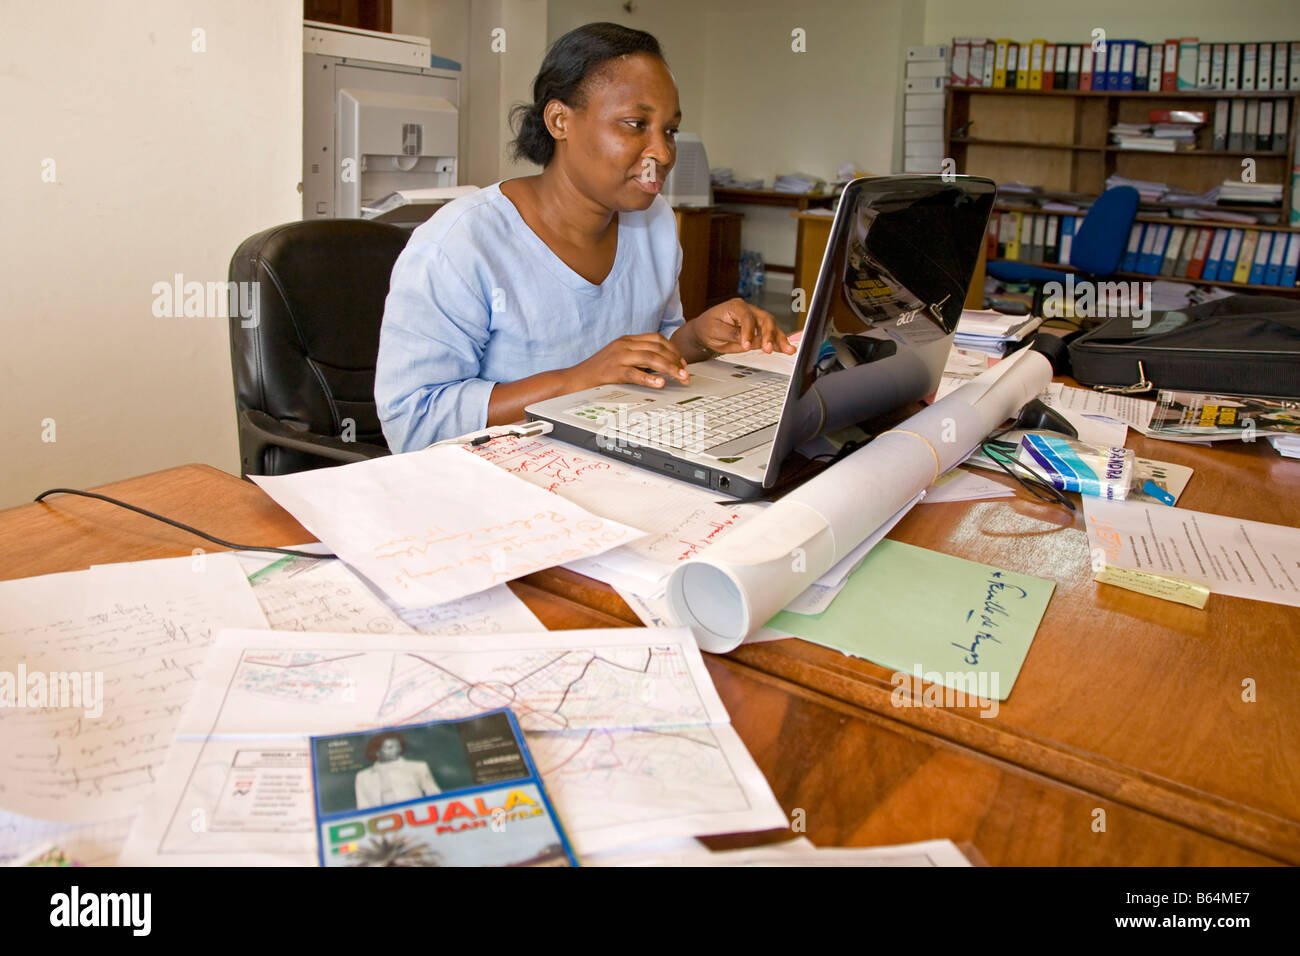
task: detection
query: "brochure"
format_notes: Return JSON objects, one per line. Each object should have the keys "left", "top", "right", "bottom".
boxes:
{"left": 310, "top": 709, "right": 576, "bottom": 867}
{"left": 1145, "top": 391, "right": 1300, "bottom": 441}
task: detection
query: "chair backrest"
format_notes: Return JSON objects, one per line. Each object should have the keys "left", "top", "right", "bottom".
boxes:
{"left": 229, "top": 219, "right": 409, "bottom": 476}
{"left": 1070, "top": 185, "right": 1140, "bottom": 276}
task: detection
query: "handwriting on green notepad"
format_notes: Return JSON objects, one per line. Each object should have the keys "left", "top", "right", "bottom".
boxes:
{"left": 769, "top": 540, "right": 1054, "bottom": 701}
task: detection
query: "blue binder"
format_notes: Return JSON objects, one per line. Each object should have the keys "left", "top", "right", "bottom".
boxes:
{"left": 1281, "top": 234, "right": 1300, "bottom": 287}
{"left": 1202, "top": 229, "right": 1226, "bottom": 280}
{"left": 1120, "top": 40, "right": 1136, "bottom": 90}
{"left": 1107, "top": 41, "right": 1124, "bottom": 90}
{"left": 1122, "top": 224, "right": 1145, "bottom": 272}
{"left": 1059, "top": 216, "right": 1077, "bottom": 264}
{"left": 1265, "top": 233, "right": 1285, "bottom": 285}
{"left": 1216, "top": 229, "right": 1244, "bottom": 282}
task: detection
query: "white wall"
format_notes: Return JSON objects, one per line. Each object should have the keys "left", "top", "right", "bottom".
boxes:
{"left": 547, "top": 0, "right": 709, "bottom": 144}
{"left": 0, "top": 0, "right": 302, "bottom": 509}
{"left": 547, "top": 0, "right": 921, "bottom": 289}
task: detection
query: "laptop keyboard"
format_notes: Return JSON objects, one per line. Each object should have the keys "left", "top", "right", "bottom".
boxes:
{"left": 577, "top": 378, "right": 788, "bottom": 453}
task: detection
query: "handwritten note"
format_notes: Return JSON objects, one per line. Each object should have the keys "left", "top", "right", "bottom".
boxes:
{"left": 250, "top": 445, "right": 644, "bottom": 608}
{"left": 1094, "top": 565, "right": 1210, "bottom": 609}
{"left": 768, "top": 540, "right": 1054, "bottom": 700}
{"left": 471, "top": 435, "right": 764, "bottom": 580}
{"left": 0, "top": 554, "right": 268, "bottom": 822}
{"left": 235, "top": 553, "right": 414, "bottom": 633}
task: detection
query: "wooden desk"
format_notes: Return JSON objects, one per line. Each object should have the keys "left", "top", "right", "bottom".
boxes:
{"left": 526, "top": 431, "right": 1300, "bottom": 865}
{"left": 3, "top": 448, "right": 1293, "bottom": 865}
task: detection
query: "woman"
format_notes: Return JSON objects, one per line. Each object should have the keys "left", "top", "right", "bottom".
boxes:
{"left": 375, "top": 21, "right": 794, "bottom": 452}
{"left": 354, "top": 732, "right": 440, "bottom": 810}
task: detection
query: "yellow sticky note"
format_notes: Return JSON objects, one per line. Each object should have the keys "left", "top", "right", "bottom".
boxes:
{"left": 1094, "top": 566, "right": 1209, "bottom": 610}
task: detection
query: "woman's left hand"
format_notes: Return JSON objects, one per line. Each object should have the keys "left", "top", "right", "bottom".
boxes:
{"left": 686, "top": 298, "right": 797, "bottom": 357}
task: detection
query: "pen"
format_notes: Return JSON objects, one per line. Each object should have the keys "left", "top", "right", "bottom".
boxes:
{"left": 431, "top": 420, "right": 554, "bottom": 448}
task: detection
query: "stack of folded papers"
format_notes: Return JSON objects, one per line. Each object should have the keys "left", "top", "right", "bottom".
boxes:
{"left": 952, "top": 310, "right": 1042, "bottom": 356}
{"left": 1269, "top": 435, "right": 1300, "bottom": 459}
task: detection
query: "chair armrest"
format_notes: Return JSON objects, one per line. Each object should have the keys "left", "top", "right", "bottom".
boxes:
{"left": 239, "top": 408, "right": 390, "bottom": 474}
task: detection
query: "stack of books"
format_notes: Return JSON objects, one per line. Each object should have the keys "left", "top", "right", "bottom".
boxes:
{"left": 949, "top": 37, "right": 1300, "bottom": 92}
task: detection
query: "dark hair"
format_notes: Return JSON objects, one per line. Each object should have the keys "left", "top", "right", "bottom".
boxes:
{"left": 510, "top": 22, "right": 665, "bottom": 167}
{"left": 364, "top": 732, "right": 407, "bottom": 763}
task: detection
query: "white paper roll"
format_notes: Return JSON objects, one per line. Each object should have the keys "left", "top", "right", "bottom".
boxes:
{"left": 668, "top": 350, "right": 1053, "bottom": 651}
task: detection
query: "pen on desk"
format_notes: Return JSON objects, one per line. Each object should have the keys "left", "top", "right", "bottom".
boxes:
{"left": 431, "top": 420, "right": 553, "bottom": 448}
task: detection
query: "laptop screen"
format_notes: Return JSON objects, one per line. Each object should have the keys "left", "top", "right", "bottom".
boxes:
{"left": 765, "top": 175, "right": 996, "bottom": 478}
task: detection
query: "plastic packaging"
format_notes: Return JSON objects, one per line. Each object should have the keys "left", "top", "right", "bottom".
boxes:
{"left": 1017, "top": 434, "right": 1135, "bottom": 499}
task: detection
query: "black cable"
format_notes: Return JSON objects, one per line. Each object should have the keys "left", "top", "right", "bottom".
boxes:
{"left": 979, "top": 441, "right": 1076, "bottom": 514}
{"left": 33, "top": 488, "right": 336, "bottom": 559}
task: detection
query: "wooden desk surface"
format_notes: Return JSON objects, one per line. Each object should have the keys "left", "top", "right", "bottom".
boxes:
{"left": 1, "top": 454, "right": 1293, "bottom": 866}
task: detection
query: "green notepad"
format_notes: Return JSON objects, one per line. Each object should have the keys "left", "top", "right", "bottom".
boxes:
{"left": 769, "top": 540, "right": 1054, "bottom": 701}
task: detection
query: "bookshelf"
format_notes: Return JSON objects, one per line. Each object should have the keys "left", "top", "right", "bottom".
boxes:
{"left": 946, "top": 87, "right": 1300, "bottom": 296}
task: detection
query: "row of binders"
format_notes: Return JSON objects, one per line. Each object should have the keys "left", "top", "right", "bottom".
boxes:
{"left": 912, "top": 38, "right": 1300, "bottom": 93}
{"left": 1110, "top": 101, "right": 1293, "bottom": 153}
{"left": 990, "top": 211, "right": 1300, "bottom": 287}
{"left": 1209, "top": 99, "right": 1291, "bottom": 152}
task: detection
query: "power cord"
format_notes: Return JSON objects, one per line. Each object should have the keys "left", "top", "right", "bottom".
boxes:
{"left": 32, "top": 488, "right": 336, "bottom": 559}
{"left": 978, "top": 426, "right": 1076, "bottom": 514}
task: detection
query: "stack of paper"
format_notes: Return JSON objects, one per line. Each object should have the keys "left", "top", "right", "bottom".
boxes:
{"left": 1217, "top": 180, "right": 1283, "bottom": 205}
{"left": 953, "top": 310, "right": 1042, "bottom": 355}
{"left": 118, "top": 627, "right": 789, "bottom": 864}
{"left": 1105, "top": 174, "right": 1167, "bottom": 203}
{"left": 710, "top": 167, "right": 763, "bottom": 190}
{"left": 360, "top": 185, "right": 480, "bottom": 218}
{"left": 773, "top": 172, "right": 825, "bottom": 194}
{"left": 1269, "top": 435, "right": 1300, "bottom": 458}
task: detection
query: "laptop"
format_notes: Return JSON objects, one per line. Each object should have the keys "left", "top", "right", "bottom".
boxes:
{"left": 526, "top": 174, "right": 997, "bottom": 499}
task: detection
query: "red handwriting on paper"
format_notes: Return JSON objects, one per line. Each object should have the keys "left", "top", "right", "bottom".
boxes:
{"left": 674, "top": 511, "right": 744, "bottom": 562}
{"left": 470, "top": 437, "right": 613, "bottom": 494}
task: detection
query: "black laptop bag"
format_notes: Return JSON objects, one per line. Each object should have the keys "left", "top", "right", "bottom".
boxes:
{"left": 1067, "top": 295, "right": 1300, "bottom": 397}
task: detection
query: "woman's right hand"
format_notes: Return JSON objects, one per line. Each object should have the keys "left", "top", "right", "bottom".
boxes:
{"left": 570, "top": 333, "right": 691, "bottom": 390}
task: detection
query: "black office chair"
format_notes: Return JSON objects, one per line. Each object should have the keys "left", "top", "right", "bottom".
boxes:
{"left": 228, "top": 219, "right": 410, "bottom": 477}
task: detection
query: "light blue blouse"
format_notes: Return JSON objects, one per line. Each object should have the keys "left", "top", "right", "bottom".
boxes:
{"left": 375, "top": 183, "right": 686, "bottom": 452}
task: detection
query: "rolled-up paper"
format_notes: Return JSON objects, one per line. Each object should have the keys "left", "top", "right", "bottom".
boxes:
{"left": 667, "top": 349, "right": 1054, "bottom": 652}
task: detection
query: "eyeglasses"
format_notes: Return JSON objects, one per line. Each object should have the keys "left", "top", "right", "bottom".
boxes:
{"left": 979, "top": 430, "right": 1076, "bottom": 514}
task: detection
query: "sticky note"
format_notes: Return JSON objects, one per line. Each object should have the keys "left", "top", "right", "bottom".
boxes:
{"left": 1095, "top": 565, "right": 1209, "bottom": 609}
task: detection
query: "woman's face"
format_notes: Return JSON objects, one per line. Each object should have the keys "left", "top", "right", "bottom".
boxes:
{"left": 377, "top": 738, "right": 402, "bottom": 762}
{"left": 556, "top": 52, "right": 681, "bottom": 212}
